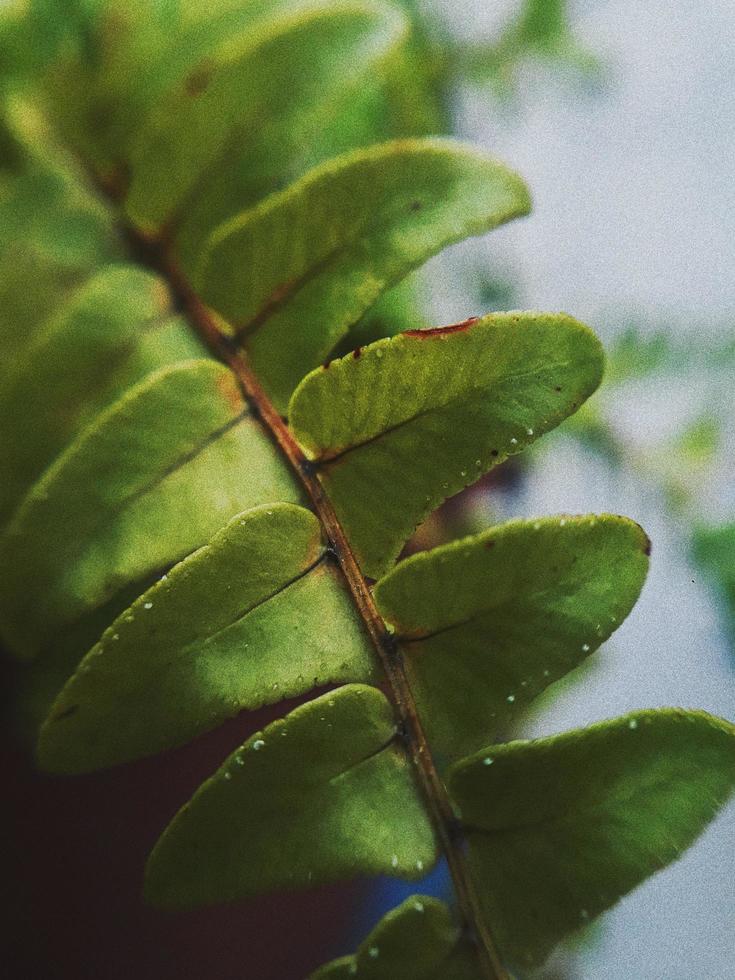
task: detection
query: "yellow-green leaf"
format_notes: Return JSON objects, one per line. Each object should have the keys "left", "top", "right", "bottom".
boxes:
{"left": 39, "top": 504, "right": 376, "bottom": 773}
{"left": 375, "top": 514, "right": 650, "bottom": 762}
{"left": 198, "top": 139, "right": 531, "bottom": 410}
{"left": 290, "top": 312, "right": 604, "bottom": 578}
{"left": 449, "top": 709, "right": 735, "bottom": 970}
{"left": 145, "top": 685, "right": 438, "bottom": 908}
{"left": 0, "top": 360, "right": 300, "bottom": 658}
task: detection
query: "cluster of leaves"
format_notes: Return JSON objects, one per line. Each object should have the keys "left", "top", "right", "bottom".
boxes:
{"left": 1, "top": 2, "right": 734, "bottom": 977}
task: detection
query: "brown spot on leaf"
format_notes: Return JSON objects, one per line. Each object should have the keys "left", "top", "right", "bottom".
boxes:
{"left": 353, "top": 346, "right": 363, "bottom": 359}
{"left": 405, "top": 316, "right": 480, "bottom": 339}
{"left": 484, "top": 540, "right": 495, "bottom": 549}
{"left": 409, "top": 200, "right": 423, "bottom": 212}
{"left": 185, "top": 61, "right": 215, "bottom": 97}
{"left": 643, "top": 537, "right": 652, "bottom": 557}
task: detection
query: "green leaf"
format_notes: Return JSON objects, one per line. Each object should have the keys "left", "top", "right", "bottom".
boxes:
{"left": 125, "top": 1, "right": 407, "bottom": 234}
{"left": 197, "top": 139, "right": 531, "bottom": 411}
{"left": 290, "top": 312, "right": 604, "bottom": 579}
{"left": 0, "top": 360, "right": 301, "bottom": 659}
{"left": 310, "top": 895, "right": 479, "bottom": 979}
{"left": 0, "top": 264, "right": 209, "bottom": 522}
{"left": 171, "top": 6, "right": 411, "bottom": 274}
{"left": 8, "top": 574, "right": 153, "bottom": 746}
{"left": 39, "top": 504, "right": 377, "bottom": 773}
{"left": 517, "top": 0, "right": 568, "bottom": 47}
{"left": 331, "top": 272, "right": 426, "bottom": 358}
{"left": 33, "top": 0, "right": 187, "bottom": 172}
{"left": 374, "top": 514, "right": 650, "bottom": 761}
{"left": 0, "top": 151, "right": 118, "bottom": 365}
{"left": 297, "top": 20, "right": 446, "bottom": 168}
{"left": 693, "top": 523, "right": 735, "bottom": 632}
{"left": 102, "top": 1, "right": 382, "bottom": 181}
{"left": 449, "top": 709, "right": 735, "bottom": 970}
{"left": 144, "top": 685, "right": 438, "bottom": 908}
{"left": 461, "top": 0, "right": 600, "bottom": 90}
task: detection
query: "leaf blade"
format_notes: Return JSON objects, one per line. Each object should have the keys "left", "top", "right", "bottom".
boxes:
{"left": 198, "top": 139, "right": 531, "bottom": 410}
{"left": 375, "top": 514, "right": 650, "bottom": 762}
{"left": 0, "top": 264, "right": 207, "bottom": 522}
{"left": 0, "top": 360, "right": 301, "bottom": 658}
{"left": 39, "top": 504, "right": 377, "bottom": 772}
{"left": 310, "top": 895, "right": 480, "bottom": 979}
{"left": 449, "top": 709, "right": 735, "bottom": 970}
{"left": 125, "top": 1, "right": 408, "bottom": 233}
{"left": 144, "top": 685, "right": 438, "bottom": 908}
{"left": 290, "top": 312, "right": 604, "bottom": 578}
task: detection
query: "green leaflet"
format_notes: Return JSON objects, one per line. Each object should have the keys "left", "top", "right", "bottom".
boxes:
{"left": 197, "top": 139, "right": 531, "bottom": 411}
{"left": 0, "top": 146, "right": 118, "bottom": 366}
{"left": 311, "top": 896, "right": 480, "bottom": 980}
{"left": 144, "top": 685, "right": 438, "bottom": 908}
{"left": 290, "top": 312, "right": 604, "bottom": 579}
{"left": 32, "top": 1, "right": 378, "bottom": 176}
{"left": 374, "top": 514, "right": 650, "bottom": 762}
{"left": 300, "top": 17, "right": 445, "bottom": 165}
{"left": 449, "top": 709, "right": 735, "bottom": 970}
{"left": 0, "top": 360, "right": 301, "bottom": 659}
{"left": 39, "top": 504, "right": 377, "bottom": 773}
{"left": 0, "top": 264, "right": 208, "bottom": 523}
{"left": 9, "top": 575, "right": 163, "bottom": 746}
{"left": 172, "top": 7, "right": 412, "bottom": 275}
{"left": 125, "top": 1, "right": 407, "bottom": 234}
{"left": 693, "top": 523, "right": 735, "bottom": 633}
{"left": 33, "top": 0, "right": 186, "bottom": 173}
{"left": 334, "top": 275, "right": 425, "bottom": 357}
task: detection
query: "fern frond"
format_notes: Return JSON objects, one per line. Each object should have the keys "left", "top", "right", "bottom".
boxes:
{"left": 2, "top": 3, "right": 734, "bottom": 977}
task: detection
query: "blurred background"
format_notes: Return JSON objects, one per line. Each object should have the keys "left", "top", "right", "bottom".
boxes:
{"left": 4, "top": 1, "right": 734, "bottom": 978}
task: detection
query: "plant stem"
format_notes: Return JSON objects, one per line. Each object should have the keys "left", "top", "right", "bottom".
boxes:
{"left": 125, "top": 230, "right": 509, "bottom": 980}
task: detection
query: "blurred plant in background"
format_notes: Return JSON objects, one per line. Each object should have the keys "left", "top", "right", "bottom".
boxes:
{"left": 568, "top": 326, "right": 735, "bottom": 654}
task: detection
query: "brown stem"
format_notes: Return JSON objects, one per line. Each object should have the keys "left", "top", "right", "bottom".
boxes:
{"left": 129, "top": 238, "right": 509, "bottom": 980}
